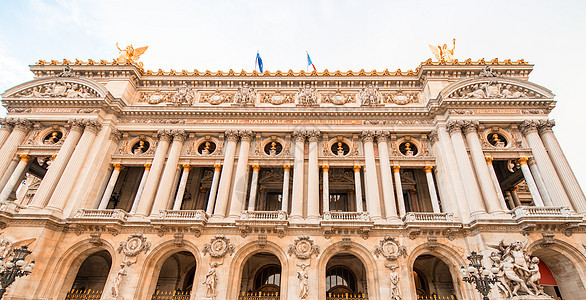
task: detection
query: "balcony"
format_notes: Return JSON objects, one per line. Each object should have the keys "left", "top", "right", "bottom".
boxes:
{"left": 402, "top": 212, "right": 461, "bottom": 230}
{"left": 320, "top": 211, "right": 374, "bottom": 231}
{"left": 70, "top": 209, "right": 128, "bottom": 225}
{"left": 235, "top": 210, "right": 289, "bottom": 235}
{"left": 150, "top": 209, "right": 207, "bottom": 226}
{"left": 510, "top": 206, "right": 583, "bottom": 226}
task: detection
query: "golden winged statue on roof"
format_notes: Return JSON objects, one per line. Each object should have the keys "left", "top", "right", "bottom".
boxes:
{"left": 429, "top": 38, "right": 455, "bottom": 62}
{"left": 116, "top": 43, "right": 148, "bottom": 67}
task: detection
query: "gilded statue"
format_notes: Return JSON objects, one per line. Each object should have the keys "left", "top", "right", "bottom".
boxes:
{"left": 429, "top": 39, "right": 456, "bottom": 62}
{"left": 116, "top": 43, "right": 148, "bottom": 67}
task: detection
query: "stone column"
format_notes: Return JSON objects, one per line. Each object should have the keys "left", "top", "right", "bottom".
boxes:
{"left": 376, "top": 130, "right": 397, "bottom": 218}
{"left": 213, "top": 130, "right": 239, "bottom": 217}
{"left": 393, "top": 166, "right": 406, "bottom": 216}
{"left": 362, "top": 131, "right": 382, "bottom": 219}
{"left": 446, "top": 121, "right": 486, "bottom": 215}
{"left": 462, "top": 121, "right": 505, "bottom": 213}
{"left": 306, "top": 130, "right": 320, "bottom": 220}
{"left": 206, "top": 164, "right": 222, "bottom": 215}
{"left": 353, "top": 165, "right": 364, "bottom": 212}
{"left": 0, "top": 158, "right": 19, "bottom": 193}
{"left": 538, "top": 120, "right": 586, "bottom": 212}
{"left": 167, "top": 166, "right": 183, "bottom": 210}
{"left": 46, "top": 120, "right": 101, "bottom": 212}
{"left": 97, "top": 163, "right": 123, "bottom": 210}
{"left": 0, "top": 119, "right": 31, "bottom": 177}
{"left": 511, "top": 187, "right": 522, "bottom": 207}
{"left": 528, "top": 158, "right": 553, "bottom": 206}
{"left": 485, "top": 157, "right": 509, "bottom": 211}
{"left": 504, "top": 191, "right": 514, "bottom": 209}
{"left": 228, "top": 130, "right": 253, "bottom": 218}
{"left": 135, "top": 130, "right": 172, "bottom": 216}
{"left": 172, "top": 164, "right": 191, "bottom": 211}
{"left": 247, "top": 165, "right": 260, "bottom": 211}
{"left": 518, "top": 157, "right": 545, "bottom": 207}
{"left": 424, "top": 166, "right": 441, "bottom": 213}
{"left": 0, "top": 154, "right": 31, "bottom": 202}
{"left": 290, "top": 131, "right": 306, "bottom": 219}
{"left": 130, "top": 164, "right": 150, "bottom": 213}
{"left": 151, "top": 130, "right": 187, "bottom": 215}
{"left": 281, "top": 165, "right": 290, "bottom": 213}
{"left": 322, "top": 165, "right": 329, "bottom": 213}
{"left": 519, "top": 120, "right": 571, "bottom": 208}
{"left": 0, "top": 120, "right": 14, "bottom": 150}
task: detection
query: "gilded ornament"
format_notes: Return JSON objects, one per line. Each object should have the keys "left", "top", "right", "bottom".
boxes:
{"left": 115, "top": 43, "right": 148, "bottom": 68}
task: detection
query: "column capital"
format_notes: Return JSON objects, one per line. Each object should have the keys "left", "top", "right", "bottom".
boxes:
{"left": 322, "top": 165, "right": 329, "bottom": 172}
{"left": 538, "top": 119, "right": 555, "bottom": 134}
{"left": 239, "top": 129, "right": 253, "bottom": 142}
{"left": 11, "top": 119, "right": 33, "bottom": 132}
{"left": 67, "top": 118, "right": 86, "bottom": 132}
{"left": 292, "top": 130, "right": 306, "bottom": 142}
{"left": 51, "top": 154, "right": 57, "bottom": 161}
{"left": 392, "top": 165, "right": 401, "bottom": 173}
{"left": 172, "top": 129, "right": 187, "bottom": 142}
{"left": 429, "top": 130, "right": 439, "bottom": 145}
{"left": 527, "top": 157, "right": 537, "bottom": 166}
{"left": 182, "top": 164, "right": 192, "bottom": 171}
{"left": 109, "top": 128, "right": 122, "bottom": 142}
{"left": 446, "top": 120, "right": 463, "bottom": 136}
{"left": 19, "top": 154, "right": 32, "bottom": 162}
{"left": 113, "top": 163, "right": 123, "bottom": 171}
{"left": 283, "top": 164, "right": 291, "bottom": 172}
{"left": 361, "top": 130, "right": 375, "bottom": 142}
{"left": 485, "top": 156, "right": 493, "bottom": 165}
{"left": 84, "top": 119, "right": 102, "bottom": 134}
{"left": 424, "top": 165, "right": 433, "bottom": 173}
{"left": 0, "top": 118, "right": 14, "bottom": 131}
{"left": 375, "top": 130, "right": 390, "bottom": 142}
{"left": 518, "top": 157, "right": 529, "bottom": 165}
{"left": 225, "top": 129, "right": 240, "bottom": 142}
{"left": 213, "top": 163, "right": 222, "bottom": 171}
{"left": 157, "top": 129, "right": 173, "bottom": 142}
{"left": 461, "top": 120, "right": 479, "bottom": 134}
{"left": 353, "top": 165, "right": 361, "bottom": 172}
{"left": 519, "top": 120, "right": 540, "bottom": 135}
{"left": 307, "top": 130, "right": 321, "bottom": 142}
{"left": 143, "top": 163, "right": 151, "bottom": 171}
{"left": 252, "top": 164, "right": 260, "bottom": 172}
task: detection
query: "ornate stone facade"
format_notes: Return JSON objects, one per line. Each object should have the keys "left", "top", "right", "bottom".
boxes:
{"left": 0, "top": 58, "right": 583, "bottom": 300}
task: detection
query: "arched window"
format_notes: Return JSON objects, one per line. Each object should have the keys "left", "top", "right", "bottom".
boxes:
{"left": 326, "top": 266, "right": 356, "bottom": 293}
{"left": 254, "top": 265, "right": 281, "bottom": 292}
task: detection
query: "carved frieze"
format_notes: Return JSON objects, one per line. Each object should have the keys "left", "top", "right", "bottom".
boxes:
{"left": 322, "top": 90, "right": 354, "bottom": 105}
{"left": 10, "top": 81, "right": 100, "bottom": 98}
{"left": 383, "top": 91, "right": 419, "bottom": 105}
{"left": 359, "top": 85, "right": 382, "bottom": 106}
{"left": 260, "top": 91, "right": 295, "bottom": 105}
{"left": 296, "top": 85, "right": 318, "bottom": 106}
{"left": 288, "top": 236, "right": 320, "bottom": 260}
{"left": 448, "top": 81, "right": 544, "bottom": 99}
{"left": 200, "top": 90, "right": 231, "bottom": 105}
{"left": 233, "top": 83, "right": 257, "bottom": 106}
{"left": 374, "top": 236, "right": 407, "bottom": 260}
{"left": 203, "top": 235, "right": 235, "bottom": 258}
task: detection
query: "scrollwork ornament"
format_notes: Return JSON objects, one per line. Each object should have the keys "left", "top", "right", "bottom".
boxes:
{"left": 203, "top": 235, "right": 235, "bottom": 258}
{"left": 288, "top": 236, "right": 320, "bottom": 260}
{"left": 374, "top": 236, "right": 407, "bottom": 260}
{"left": 117, "top": 233, "right": 151, "bottom": 258}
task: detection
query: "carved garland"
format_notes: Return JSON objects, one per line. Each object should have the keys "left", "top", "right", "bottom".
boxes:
{"left": 203, "top": 235, "right": 235, "bottom": 258}
{"left": 374, "top": 236, "right": 407, "bottom": 260}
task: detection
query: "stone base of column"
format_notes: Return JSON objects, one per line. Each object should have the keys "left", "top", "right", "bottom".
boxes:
{"left": 385, "top": 215, "right": 402, "bottom": 223}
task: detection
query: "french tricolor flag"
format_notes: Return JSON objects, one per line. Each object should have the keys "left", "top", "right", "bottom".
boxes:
{"left": 307, "top": 52, "right": 316, "bottom": 71}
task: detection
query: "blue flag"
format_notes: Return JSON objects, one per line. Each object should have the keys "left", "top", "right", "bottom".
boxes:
{"left": 255, "top": 52, "right": 264, "bottom": 73}
{"left": 307, "top": 52, "right": 316, "bottom": 71}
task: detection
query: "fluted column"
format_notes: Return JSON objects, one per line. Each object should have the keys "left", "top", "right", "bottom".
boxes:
{"left": 446, "top": 121, "right": 486, "bottom": 215}
{"left": 29, "top": 120, "right": 84, "bottom": 209}
{"left": 247, "top": 165, "right": 260, "bottom": 211}
{"left": 517, "top": 157, "right": 544, "bottom": 207}
{"left": 151, "top": 130, "right": 187, "bottom": 215}
{"left": 307, "top": 130, "right": 320, "bottom": 220}
{"left": 424, "top": 166, "right": 441, "bottom": 213}
{"left": 538, "top": 120, "right": 586, "bottom": 212}
{"left": 172, "top": 165, "right": 191, "bottom": 210}
{"left": 393, "top": 165, "right": 406, "bottom": 216}
{"left": 130, "top": 164, "right": 151, "bottom": 213}
{"left": 135, "top": 130, "right": 172, "bottom": 216}
{"left": 362, "top": 131, "right": 382, "bottom": 220}
{"left": 0, "top": 155, "right": 31, "bottom": 202}
{"left": 376, "top": 131, "right": 397, "bottom": 219}
{"left": 0, "top": 119, "right": 31, "bottom": 177}
{"left": 206, "top": 164, "right": 222, "bottom": 215}
{"left": 520, "top": 120, "right": 571, "bottom": 208}
{"left": 322, "top": 165, "right": 330, "bottom": 213}
{"left": 0, "top": 158, "right": 19, "bottom": 192}
{"left": 97, "top": 163, "right": 123, "bottom": 209}
{"left": 228, "top": 130, "right": 253, "bottom": 218}
{"left": 47, "top": 120, "right": 101, "bottom": 212}
{"left": 353, "top": 165, "right": 364, "bottom": 212}
{"left": 462, "top": 121, "right": 505, "bottom": 213}
{"left": 485, "top": 157, "right": 508, "bottom": 210}
{"left": 528, "top": 158, "right": 553, "bottom": 206}
{"left": 213, "top": 130, "right": 239, "bottom": 217}
{"left": 290, "top": 131, "right": 306, "bottom": 219}
{"left": 282, "top": 165, "right": 290, "bottom": 213}
{"left": 0, "top": 120, "right": 14, "bottom": 150}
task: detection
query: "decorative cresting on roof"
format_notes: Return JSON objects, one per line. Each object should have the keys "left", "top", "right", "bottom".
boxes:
{"left": 438, "top": 73, "right": 554, "bottom": 101}
{"left": 2, "top": 76, "right": 108, "bottom": 99}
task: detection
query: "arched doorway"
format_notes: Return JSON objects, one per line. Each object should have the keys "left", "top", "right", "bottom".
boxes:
{"left": 413, "top": 254, "right": 456, "bottom": 299}
{"left": 239, "top": 252, "right": 281, "bottom": 299}
{"left": 65, "top": 250, "right": 111, "bottom": 299}
{"left": 326, "top": 253, "right": 368, "bottom": 299}
{"left": 532, "top": 247, "right": 586, "bottom": 299}
{"left": 151, "top": 251, "right": 196, "bottom": 299}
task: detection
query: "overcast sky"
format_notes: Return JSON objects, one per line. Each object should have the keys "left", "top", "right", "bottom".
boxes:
{"left": 1, "top": 0, "right": 585, "bottom": 189}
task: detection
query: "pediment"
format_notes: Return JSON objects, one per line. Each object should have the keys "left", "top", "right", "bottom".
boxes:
{"left": 2, "top": 77, "right": 108, "bottom": 99}
{"left": 440, "top": 77, "right": 554, "bottom": 100}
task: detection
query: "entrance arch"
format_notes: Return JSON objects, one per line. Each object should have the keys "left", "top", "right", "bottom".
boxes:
{"left": 240, "top": 252, "right": 282, "bottom": 298}
{"left": 150, "top": 251, "right": 196, "bottom": 298}
{"left": 413, "top": 254, "right": 456, "bottom": 298}
{"left": 65, "top": 250, "right": 111, "bottom": 298}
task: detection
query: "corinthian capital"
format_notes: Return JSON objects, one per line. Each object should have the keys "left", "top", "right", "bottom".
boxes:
{"left": 307, "top": 130, "right": 321, "bottom": 142}
{"left": 12, "top": 118, "right": 33, "bottom": 132}
{"left": 68, "top": 118, "right": 86, "bottom": 131}
{"left": 172, "top": 129, "right": 187, "bottom": 142}
{"left": 429, "top": 130, "right": 438, "bottom": 145}
{"left": 292, "top": 130, "right": 306, "bottom": 142}
{"left": 361, "top": 130, "right": 375, "bottom": 142}
{"left": 538, "top": 119, "right": 555, "bottom": 134}
{"left": 239, "top": 129, "right": 253, "bottom": 142}
{"left": 225, "top": 129, "right": 239, "bottom": 142}
{"left": 519, "top": 120, "right": 540, "bottom": 135}
{"left": 446, "top": 121, "right": 462, "bottom": 136}
{"left": 0, "top": 118, "right": 14, "bottom": 131}
{"left": 461, "top": 120, "right": 479, "bottom": 134}
{"left": 109, "top": 128, "right": 122, "bottom": 142}
{"left": 157, "top": 129, "right": 173, "bottom": 142}
{"left": 84, "top": 119, "right": 102, "bottom": 133}
{"left": 375, "top": 130, "right": 390, "bottom": 142}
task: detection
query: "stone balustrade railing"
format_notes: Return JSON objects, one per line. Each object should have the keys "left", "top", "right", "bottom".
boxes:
{"left": 403, "top": 212, "right": 455, "bottom": 222}
{"left": 322, "top": 211, "right": 371, "bottom": 222}
{"left": 239, "top": 210, "right": 287, "bottom": 221}
{"left": 157, "top": 209, "right": 207, "bottom": 221}
{"left": 73, "top": 209, "right": 128, "bottom": 221}
{"left": 511, "top": 206, "right": 573, "bottom": 218}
